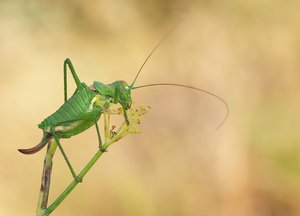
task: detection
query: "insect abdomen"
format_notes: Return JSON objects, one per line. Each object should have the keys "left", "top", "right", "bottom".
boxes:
{"left": 39, "top": 88, "right": 98, "bottom": 132}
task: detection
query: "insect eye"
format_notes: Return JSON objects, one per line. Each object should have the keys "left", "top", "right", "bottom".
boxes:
{"left": 124, "top": 86, "right": 129, "bottom": 91}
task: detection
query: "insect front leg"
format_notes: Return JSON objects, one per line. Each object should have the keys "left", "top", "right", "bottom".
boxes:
{"left": 113, "top": 83, "right": 130, "bottom": 125}
{"left": 51, "top": 128, "right": 82, "bottom": 183}
{"left": 122, "top": 105, "right": 130, "bottom": 125}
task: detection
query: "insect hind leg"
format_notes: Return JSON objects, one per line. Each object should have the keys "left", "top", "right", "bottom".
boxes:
{"left": 63, "top": 58, "right": 84, "bottom": 102}
{"left": 51, "top": 128, "right": 82, "bottom": 183}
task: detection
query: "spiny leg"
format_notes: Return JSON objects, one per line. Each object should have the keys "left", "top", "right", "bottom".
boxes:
{"left": 95, "top": 122, "right": 105, "bottom": 152}
{"left": 122, "top": 105, "right": 130, "bottom": 125}
{"left": 63, "top": 58, "right": 84, "bottom": 102}
{"left": 113, "top": 82, "right": 130, "bottom": 125}
{"left": 51, "top": 128, "right": 82, "bottom": 182}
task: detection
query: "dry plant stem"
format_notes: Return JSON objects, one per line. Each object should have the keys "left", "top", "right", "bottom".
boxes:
{"left": 36, "top": 139, "right": 57, "bottom": 216}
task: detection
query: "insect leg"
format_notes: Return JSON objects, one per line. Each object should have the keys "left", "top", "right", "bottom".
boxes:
{"left": 95, "top": 122, "right": 105, "bottom": 152}
{"left": 63, "top": 58, "right": 84, "bottom": 101}
{"left": 51, "top": 128, "right": 82, "bottom": 183}
{"left": 122, "top": 105, "right": 130, "bottom": 125}
{"left": 114, "top": 83, "right": 130, "bottom": 125}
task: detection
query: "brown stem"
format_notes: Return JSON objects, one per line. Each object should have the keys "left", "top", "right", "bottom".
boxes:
{"left": 36, "top": 138, "right": 57, "bottom": 216}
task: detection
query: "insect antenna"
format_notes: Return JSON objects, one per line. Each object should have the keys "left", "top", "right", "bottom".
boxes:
{"left": 130, "top": 13, "right": 188, "bottom": 88}
{"left": 132, "top": 83, "right": 229, "bottom": 129}
{"left": 129, "top": 13, "right": 228, "bottom": 129}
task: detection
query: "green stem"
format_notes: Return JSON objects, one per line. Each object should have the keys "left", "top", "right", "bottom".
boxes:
{"left": 40, "top": 106, "right": 148, "bottom": 215}
{"left": 43, "top": 142, "right": 110, "bottom": 216}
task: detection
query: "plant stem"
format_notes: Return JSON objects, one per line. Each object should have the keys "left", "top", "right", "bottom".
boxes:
{"left": 43, "top": 141, "right": 111, "bottom": 216}
{"left": 39, "top": 105, "right": 148, "bottom": 215}
{"left": 36, "top": 139, "right": 57, "bottom": 216}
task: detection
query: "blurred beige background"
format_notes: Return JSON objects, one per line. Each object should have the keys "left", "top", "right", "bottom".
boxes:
{"left": 1, "top": 0, "right": 300, "bottom": 216}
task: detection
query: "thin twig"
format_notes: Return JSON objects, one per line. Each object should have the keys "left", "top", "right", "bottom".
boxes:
{"left": 36, "top": 139, "right": 57, "bottom": 216}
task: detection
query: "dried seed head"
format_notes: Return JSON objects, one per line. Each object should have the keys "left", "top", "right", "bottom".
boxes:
{"left": 104, "top": 102, "right": 150, "bottom": 143}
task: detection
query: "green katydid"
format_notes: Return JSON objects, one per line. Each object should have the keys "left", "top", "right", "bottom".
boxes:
{"left": 18, "top": 21, "right": 229, "bottom": 184}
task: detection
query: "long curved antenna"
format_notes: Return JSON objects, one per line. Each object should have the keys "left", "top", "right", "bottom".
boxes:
{"left": 132, "top": 83, "right": 229, "bottom": 129}
{"left": 130, "top": 12, "right": 188, "bottom": 88}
